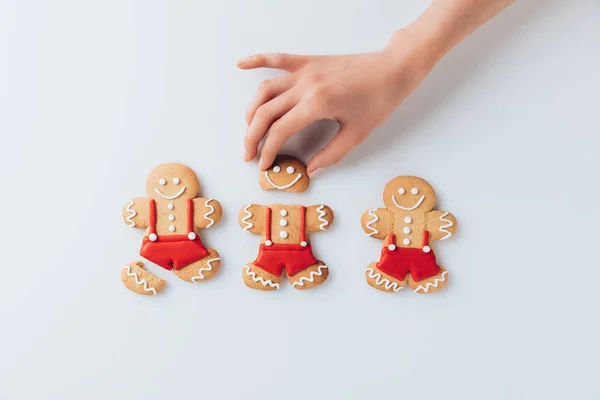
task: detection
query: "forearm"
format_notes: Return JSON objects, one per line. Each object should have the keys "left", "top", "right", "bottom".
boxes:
{"left": 387, "top": 0, "right": 515, "bottom": 71}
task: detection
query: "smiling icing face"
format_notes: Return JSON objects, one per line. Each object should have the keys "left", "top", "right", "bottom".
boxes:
{"left": 259, "top": 155, "right": 310, "bottom": 193}
{"left": 145, "top": 163, "right": 200, "bottom": 202}
{"left": 383, "top": 176, "right": 437, "bottom": 213}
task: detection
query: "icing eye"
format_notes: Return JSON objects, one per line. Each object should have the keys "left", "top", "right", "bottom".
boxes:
{"left": 159, "top": 178, "right": 166, "bottom": 185}
{"left": 272, "top": 165, "right": 281, "bottom": 173}
{"left": 172, "top": 177, "right": 180, "bottom": 185}
{"left": 286, "top": 166, "right": 295, "bottom": 174}
{"left": 411, "top": 187, "right": 419, "bottom": 195}
{"left": 398, "top": 187, "right": 405, "bottom": 195}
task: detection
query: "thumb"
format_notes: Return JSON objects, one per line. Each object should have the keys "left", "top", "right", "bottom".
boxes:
{"left": 307, "top": 126, "right": 364, "bottom": 178}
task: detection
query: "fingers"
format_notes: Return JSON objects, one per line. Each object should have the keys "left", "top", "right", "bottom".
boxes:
{"left": 307, "top": 126, "right": 364, "bottom": 178}
{"left": 237, "top": 53, "right": 308, "bottom": 72}
{"left": 245, "top": 75, "right": 295, "bottom": 125}
{"left": 258, "top": 104, "right": 318, "bottom": 170}
{"left": 245, "top": 91, "right": 299, "bottom": 162}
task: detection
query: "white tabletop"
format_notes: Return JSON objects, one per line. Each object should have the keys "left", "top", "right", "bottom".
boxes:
{"left": 1, "top": 0, "right": 599, "bottom": 399}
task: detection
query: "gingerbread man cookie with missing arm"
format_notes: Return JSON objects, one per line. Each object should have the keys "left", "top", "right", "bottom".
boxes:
{"left": 239, "top": 155, "right": 334, "bottom": 290}
{"left": 121, "top": 163, "right": 222, "bottom": 295}
{"left": 361, "top": 176, "right": 457, "bottom": 294}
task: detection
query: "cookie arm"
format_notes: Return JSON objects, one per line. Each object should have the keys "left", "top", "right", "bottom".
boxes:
{"left": 122, "top": 197, "right": 149, "bottom": 229}
{"left": 238, "top": 204, "right": 266, "bottom": 235}
{"left": 425, "top": 210, "right": 458, "bottom": 241}
{"left": 305, "top": 205, "right": 334, "bottom": 232}
{"left": 194, "top": 197, "right": 223, "bottom": 229}
{"left": 360, "top": 208, "right": 392, "bottom": 239}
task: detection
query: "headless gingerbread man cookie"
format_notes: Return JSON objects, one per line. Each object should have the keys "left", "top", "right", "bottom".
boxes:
{"left": 361, "top": 176, "right": 457, "bottom": 294}
{"left": 239, "top": 155, "right": 333, "bottom": 290}
{"left": 121, "top": 163, "right": 222, "bottom": 295}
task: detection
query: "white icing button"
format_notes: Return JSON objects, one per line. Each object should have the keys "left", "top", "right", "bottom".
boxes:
{"left": 168, "top": 203, "right": 174, "bottom": 210}
{"left": 169, "top": 225, "right": 176, "bottom": 232}
{"left": 173, "top": 177, "right": 180, "bottom": 184}
{"left": 403, "top": 227, "right": 411, "bottom": 234}
{"left": 188, "top": 232, "right": 196, "bottom": 240}
{"left": 149, "top": 233, "right": 158, "bottom": 241}
{"left": 168, "top": 214, "right": 175, "bottom": 221}
{"left": 403, "top": 238, "right": 411, "bottom": 245}
{"left": 280, "top": 231, "right": 288, "bottom": 239}
{"left": 159, "top": 178, "right": 166, "bottom": 185}
{"left": 280, "top": 210, "right": 287, "bottom": 216}
{"left": 280, "top": 219, "right": 288, "bottom": 227}
{"left": 273, "top": 166, "right": 281, "bottom": 173}
{"left": 398, "top": 187, "right": 405, "bottom": 195}
{"left": 388, "top": 244, "right": 396, "bottom": 251}
{"left": 404, "top": 216, "right": 412, "bottom": 224}
{"left": 265, "top": 240, "right": 273, "bottom": 246}
{"left": 423, "top": 246, "right": 431, "bottom": 253}
{"left": 300, "top": 241, "right": 307, "bottom": 247}
{"left": 286, "top": 166, "right": 295, "bottom": 174}
{"left": 411, "top": 187, "right": 419, "bottom": 194}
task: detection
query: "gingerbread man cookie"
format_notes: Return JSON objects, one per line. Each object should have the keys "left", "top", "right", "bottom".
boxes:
{"left": 239, "top": 203, "right": 333, "bottom": 290}
{"left": 259, "top": 155, "right": 310, "bottom": 193}
{"left": 361, "top": 176, "right": 457, "bottom": 294}
{"left": 121, "top": 163, "right": 222, "bottom": 295}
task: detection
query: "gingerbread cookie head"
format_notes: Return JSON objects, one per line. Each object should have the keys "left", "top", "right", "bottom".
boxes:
{"left": 145, "top": 163, "right": 200, "bottom": 201}
{"left": 382, "top": 176, "right": 437, "bottom": 213}
{"left": 259, "top": 155, "right": 310, "bottom": 193}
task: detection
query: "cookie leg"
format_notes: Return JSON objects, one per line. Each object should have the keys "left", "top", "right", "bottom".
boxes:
{"left": 365, "top": 263, "right": 407, "bottom": 293}
{"left": 173, "top": 249, "right": 221, "bottom": 282}
{"left": 121, "top": 261, "right": 166, "bottom": 295}
{"left": 289, "top": 261, "right": 329, "bottom": 290}
{"left": 409, "top": 267, "right": 448, "bottom": 294}
{"left": 242, "top": 263, "right": 282, "bottom": 290}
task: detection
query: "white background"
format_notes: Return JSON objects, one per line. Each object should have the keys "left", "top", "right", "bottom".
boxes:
{"left": 1, "top": 0, "right": 599, "bottom": 399}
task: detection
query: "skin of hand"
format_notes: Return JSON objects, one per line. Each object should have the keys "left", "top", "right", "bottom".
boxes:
{"left": 238, "top": 0, "right": 515, "bottom": 178}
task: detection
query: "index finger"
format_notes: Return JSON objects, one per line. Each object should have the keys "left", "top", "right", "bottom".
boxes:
{"left": 237, "top": 53, "right": 308, "bottom": 72}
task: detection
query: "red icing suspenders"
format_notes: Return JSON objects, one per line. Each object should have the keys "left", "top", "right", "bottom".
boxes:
{"left": 147, "top": 199, "right": 196, "bottom": 242}
{"left": 388, "top": 230, "right": 431, "bottom": 252}
{"left": 264, "top": 206, "right": 307, "bottom": 245}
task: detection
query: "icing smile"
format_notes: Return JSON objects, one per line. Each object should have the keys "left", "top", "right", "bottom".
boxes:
{"left": 154, "top": 186, "right": 186, "bottom": 200}
{"left": 392, "top": 194, "right": 425, "bottom": 211}
{"left": 264, "top": 171, "right": 302, "bottom": 190}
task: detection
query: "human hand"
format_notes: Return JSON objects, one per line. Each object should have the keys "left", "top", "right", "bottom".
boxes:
{"left": 238, "top": 29, "right": 438, "bottom": 177}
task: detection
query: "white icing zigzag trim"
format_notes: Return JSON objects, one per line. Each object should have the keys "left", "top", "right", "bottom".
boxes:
{"left": 264, "top": 171, "right": 303, "bottom": 190}
{"left": 204, "top": 198, "right": 215, "bottom": 228}
{"left": 125, "top": 199, "right": 136, "bottom": 227}
{"left": 243, "top": 265, "right": 280, "bottom": 289}
{"left": 439, "top": 211, "right": 453, "bottom": 240}
{"left": 366, "top": 267, "right": 403, "bottom": 292}
{"left": 316, "top": 205, "right": 328, "bottom": 231}
{"left": 414, "top": 270, "right": 448, "bottom": 293}
{"left": 366, "top": 208, "right": 379, "bottom": 236}
{"left": 191, "top": 257, "right": 220, "bottom": 282}
{"left": 292, "top": 265, "right": 328, "bottom": 287}
{"left": 392, "top": 194, "right": 425, "bottom": 211}
{"left": 242, "top": 204, "right": 253, "bottom": 231}
{"left": 123, "top": 265, "right": 157, "bottom": 295}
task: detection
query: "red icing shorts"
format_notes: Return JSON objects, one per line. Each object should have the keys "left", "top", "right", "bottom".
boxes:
{"left": 377, "top": 246, "right": 441, "bottom": 282}
{"left": 140, "top": 236, "right": 209, "bottom": 271}
{"left": 254, "top": 243, "right": 317, "bottom": 276}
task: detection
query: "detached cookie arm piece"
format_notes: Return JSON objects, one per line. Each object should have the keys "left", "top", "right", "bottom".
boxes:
{"left": 306, "top": 205, "right": 334, "bottom": 232}
{"left": 360, "top": 208, "right": 392, "bottom": 239}
{"left": 425, "top": 210, "right": 458, "bottom": 241}
{"left": 238, "top": 204, "right": 266, "bottom": 235}
{"left": 193, "top": 197, "right": 223, "bottom": 229}
{"left": 122, "top": 197, "right": 149, "bottom": 228}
